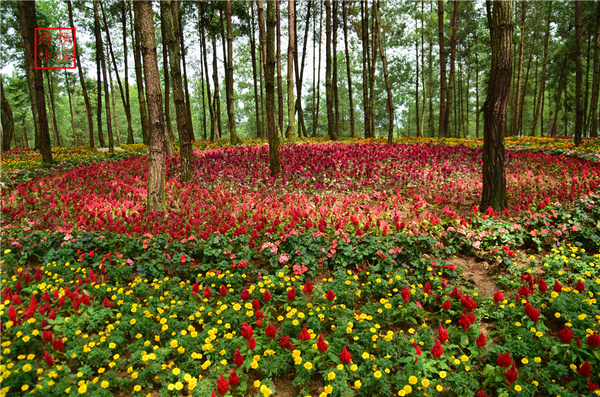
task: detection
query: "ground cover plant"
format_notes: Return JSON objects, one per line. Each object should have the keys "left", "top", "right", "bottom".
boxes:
{"left": 1, "top": 137, "right": 600, "bottom": 397}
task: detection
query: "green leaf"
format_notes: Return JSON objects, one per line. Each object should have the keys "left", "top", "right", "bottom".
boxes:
{"left": 460, "top": 334, "right": 469, "bottom": 347}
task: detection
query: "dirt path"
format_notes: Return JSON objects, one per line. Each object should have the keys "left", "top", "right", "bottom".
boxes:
{"left": 448, "top": 256, "right": 498, "bottom": 297}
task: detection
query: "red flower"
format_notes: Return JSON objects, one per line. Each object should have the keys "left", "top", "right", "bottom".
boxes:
{"left": 7, "top": 305, "right": 16, "bottom": 321}
{"left": 265, "top": 323, "right": 277, "bottom": 339}
{"left": 589, "top": 379, "right": 600, "bottom": 391}
{"left": 558, "top": 325, "right": 574, "bottom": 344}
{"left": 280, "top": 334, "right": 292, "bottom": 350}
{"left": 441, "top": 300, "right": 451, "bottom": 311}
{"left": 438, "top": 323, "right": 449, "bottom": 344}
{"left": 252, "top": 298, "right": 261, "bottom": 310}
{"left": 431, "top": 341, "right": 444, "bottom": 359}
{"left": 217, "top": 373, "right": 229, "bottom": 395}
{"left": 263, "top": 289, "right": 272, "bottom": 301}
{"left": 339, "top": 345, "right": 352, "bottom": 364}
{"left": 476, "top": 332, "right": 487, "bottom": 348}
{"left": 44, "top": 351, "right": 55, "bottom": 366}
{"left": 575, "top": 280, "right": 585, "bottom": 293}
{"left": 52, "top": 337, "right": 64, "bottom": 351}
{"left": 554, "top": 279, "right": 563, "bottom": 293}
{"left": 103, "top": 297, "right": 113, "bottom": 308}
{"left": 317, "top": 334, "right": 328, "bottom": 354}
{"left": 248, "top": 337, "right": 256, "bottom": 350}
{"left": 192, "top": 282, "right": 200, "bottom": 295}
{"left": 241, "top": 322, "right": 253, "bottom": 340}
{"left": 497, "top": 352, "right": 512, "bottom": 367}
{"left": 234, "top": 348, "right": 244, "bottom": 368}
{"left": 299, "top": 325, "right": 311, "bottom": 341}
{"left": 538, "top": 277, "right": 548, "bottom": 294}
{"left": 219, "top": 285, "right": 228, "bottom": 297}
{"left": 524, "top": 302, "right": 540, "bottom": 322}
{"left": 587, "top": 331, "right": 600, "bottom": 348}
{"left": 475, "top": 392, "right": 488, "bottom": 397}
{"left": 493, "top": 290, "right": 504, "bottom": 302}
{"left": 303, "top": 278, "right": 314, "bottom": 295}
{"left": 577, "top": 337, "right": 582, "bottom": 347}
{"left": 413, "top": 342, "right": 422, "bottom": 356}
{"left": 229, "top": 368, "right": 240, "bottom": 386}
{"left": 42, "top": 329, "right": 53, "bottom": 341}
{"left": 35, "top": 268, "right": 42, "bottom": 281}
{"left": 578, "top": 360, "right": 592, "bottom": 377}
{"left": 325, "top": 288, "right": 336, "bottom": 301}
{"left": 461, "top": 294, "right": 477, "bottom": 311}
{"left": 203, "top": 286, "right": 211, "bottom": 299}
{"left": 401, "top": 285, "right": 410, "bottom": 303}
{"left": 240, "top": 288, "right": 251, "bottom": 301}
{"left": 504, "top": 362, "right": 518, "bottom": 386}
{"left": 287, "top": 286, "right": 296, "bottom": 302}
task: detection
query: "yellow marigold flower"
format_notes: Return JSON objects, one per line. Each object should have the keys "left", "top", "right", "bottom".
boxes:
{"left": 172, "top": 368, "right": 180, "bottom": 376}
{"left": 521, "top": 358, "right": 529, "bottom": 364}
{"left": 170, "top": 340, "right": 178, "bottom": 348}
{"left": 514, "top": 385, "right": 522, "bottom": 392}
{"left": 374, "top": 370, "right": 382, "bottom": 379}
{"left": 354, "top": 380, "right": 362, "bottom": 389}
{"left": 439, "top": 371, "right": 447, "bottom": 379}
{"left": 101, "top": 381, "right": 109, "bottom": 388}
{"left": 534, "top": 357, "right": 541, "bottom": 363}
{"left": 254, "top": 380, "right": 261, "bottom": 388}
{"left": 327, "top": 372, "right": 335, "bottom": 380}
{"left": 109, "top": 343, "right": 116, "bottom": 349}
{"left": 408, "top": 376, "right": 417, "bottom": 385}
{"left": 436, "top": 385, "right": 443, "bottom": 392}
{"left": 304, "top": 362, "right": 313, "bottom": 370}
{"left": 324, "top": 385, "right": 333, "bottom": 394}
{"left": 78, "top": 384, "right": 87, "bottom": 394}
{"left": 421, "top": 379, "right": 430, "bottom": 387}
{"left": 403, "top": 385, "right": 412, "bottom": 394}
{"left": 22, "top": 385, "right": 29, "bottom": 392}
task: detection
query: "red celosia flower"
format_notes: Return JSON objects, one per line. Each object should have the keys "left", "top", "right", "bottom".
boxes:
{"left": 248, "top": 337, "right": 256, "bottom": 350}
{"left": 217, "top": 373, "right": 229, "bottom": 395}
{"left": 424, "top": 282, "right": 432, "bottom": 294}
{"left": 219, "top": 285, "right": 228, "bottom": 297}
{"left": 252, "top": 298, "right": 261, "bottom": 310}
{"left": 441, "top": 300, "right": 451, "bottom": 310}
{"left": 339, "top": 345, "right": 352, "bottom": 364}
{"left": 577, "top": 337, "right": 582, "bottom": 347}
{"left": 241, "top": 322, "right": 253, "bottom": 340}
{"left": 229, "top": 369, "right": 240, "bottom": 386}
{"left": 234, "top": 348, "right": 244, "bottom": 367}
{"left": 287, "top": 286, "right": 296, "bottom": 302}
{"left": 280, "top": 334, "right": 292, "bottom": 350}
{"left": 263, "top": 289, "right": 272, "bottom": 301}
{"left": 12, "top": 294, "right": 21, "bottom": 305}
{"left": 35, "top": 268, "right": 42, "bottom": 281}
{"left": 203, "top": 286, "right": 211, "bottom": 299}
{"left": 265, "top": 323, "right": 277, "bottom": 339}
{"left": 44, "top": 351, "right": 55, "bottom": 366}
{"left": 558, "top": 325, "right": 574, "bottom": 344}
{"left": 401, "top": 285, "right": 410, "bottom": 303}
{"left": 538, "top": 277, "right": 548, "bottom": 294}
{"left": 325, "top": 288, "right": 336, "bottom": 301}
{"left": 103, "top": 297, "right": 113, "bottom": 308}
{"left": 303, "top": 278, "right": 314, "bottom": 295}
{"left": 476, "top": 332, "right": 487, "bottom": 348}
{"left": 575, "top": 280, "right": 585, "bottom": 293}
{"left": 578, "top": 360, "right": 592, "bottom": 377}
{"left": 52, "top": 337, "right": 64, "bottom": 351}
{"left": 589, "top": 379, "right": 600, "bottom": 391}
{"left": 299, "top": 325, "right": 311, "bottom": 341}
{"left": 240, "top": 288, "right": 250, "bottom": 301}
{"left": 413, "top": 342, "right": 422, "bottom": 356}
{"left": 504, "top": 362, "right": 518, "bottom": 386}
{"left": 475, "top": 392, "right": 488, "bottom": 397}
{"left": 42, "top": 329, "right": 52, "bottom": 341}
{"left": 461, "top": 294, "right": 477, "bottom": 311}
{"left": 7, "top": 305, "right": 16, "bottom": 322}
{"left": 524, "top": 302, "right": 540, "bottom": 322}
{"left": 497, "top": 352, "right": 512, "bottom": 367}
{"left": 554, "top": 279, "right": 563, "bottom": 293}
{"left": 438, "top": 323, "right": 449, "bottom": 344}
{"left": 192, "top": 282, "right": 200, "bottom": 295}
{"left": 210, "top": 391, "right": 217, "bottom": 397}
{"left": 587, "top": 331, "right": 600, "bottom": 348}
{"left": 431, "top": 341, "right": 444, "bottom": 359}
{"left": 317, "top": 334, "right": 328, "bottom": 354}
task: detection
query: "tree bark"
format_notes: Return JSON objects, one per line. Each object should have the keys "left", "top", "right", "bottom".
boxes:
{"left": 93, "top": 0, "right": 106, "bottom": 148}
{"left": 257, "top": 0, "right": 268, "bottom": 139}
{"left": 250, "top": 3, "right": 262, "bottom": 139}
{"left": 532, "top": 4, "right": 551, "bottom": 137}
{"left": 160, "top": 3, "right": 175, "bottom": 144}
{"left": 361, "top": 0, "right": 371, "bottom": 139}
{"left": 518, "top": 52, "right": 532, "bottom": 136}
{"left": 551, "top": 54, "right": 568, "bottom": 137}
{"left": 369, "top": 2, "right": 377, "bottom": 137}
{"left": 178, "top": 5, "right": 194, "bottom": 141}
{"left": 475, "top": 54, "right": 480, "bottom": 138}
{"left": 107, "top": 55, "right": 122, "bottom": 148}
{"left": 1, "top": 78, "right": 15, "bottom": 152}
{"left": 94, "top": 0, "right": 114, "bottom": 153}
{"left": 200, "top": 14, "right": 216, "bottom": 142}
{"left": 325, "top": 1, "right": 336, "bottom": 140}
{"left": 374, "top": 0, "right": 393, "bottom": 144}
{"left": 415, "top": 32, "right": 420, "bottom": 138}
{"left": 264, "top": 0, "right": 282, "bottom": 175}
{"left": 134, "top": 0, "right": 166, "bottom": 212}
{"left": 45, "top": 70, "right": 61, "bottom": 147}
{"left": 293, "top": 0, "right": 310, "bottom": 138}
{"left": 212, "top": 35, "right": 222, "bottom": 140}
{"left": 164, "top": 0, "right": 193, "bottom": 182}
{"left": 333, "top": 0, "right": 340, "bottom": 138}
{"left": 480, "top": 0, "right": 512, "bottom": 213}
{"left": 510, "top": 1, "right": 526, "bottom": 137}
{"left": 420, "top": 0, "right": 426, "bottom": 138}
{"left": 64, "top": 70, "right": 77, "bottom": 146}
{"left": 276, "top": 0, "right": 284, "bottom": 135}
{"left": 224, "top": 0, "right": 242, "bottom": 144}
{"left": 131, "top": 0, "right": 150, "bottom": 145}
{"left": 574, "top": 0, "right": 583, "bottom": 146}
{"left": 122, "top": 0, "right": 134, "bottom": 144}
{"left": 17, "top": 0, "right": 52, "bottom": 162}
{"left": 342, "top": 1, "right": 355, "bottom": 138}
{"left": 287, "top": 0, "right": 297, "bottom": 143}
{"left": 589, "top": 1, "right": 600, "bottom": 138}
{"left": 437, "top": 0, "right": 447, "bottom": 138}
{"left": 444, "top": 0, "right": 458, "bottom": 137}
{"left": 313, "top": 2, "right": 323, "bottom": 137}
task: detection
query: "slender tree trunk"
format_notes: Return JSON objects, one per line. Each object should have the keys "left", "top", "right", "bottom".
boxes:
{"left": 480, "top": 0, "right": 512, "bottom": 213}
{"left": 250, "top": 3, "right": 262, "bottom": 139}
{"left": 374, "top": 0, "right": 393, "bottom": 144}
{"left": 475, "top": 54, "right": 480, "bottom": 138}
{"left": 510, "top": 1, "right": 526, "bottom": 137}
{"left": 333, "top": 0, "right": 340, "bottom": 137}
{"left": 200, "top": 17, "right": 215, "bottom": 142}
{"left": 257, "top": 0, "right": 268, "bottom": 139}
{"left": 276, "top": 0, "right": 284, "bottom": 135}
{"left": 94, "top": 0, "right": 105, "bottom": 148}
{"left": 532, "top": 4, "right": 551, "bottom": 137}
{"left": 313, "top": 2, "right": 323, "bottom": 137}
{"left": 265, "top": 0, "right": 282, "bottom": 175}
{"left": 589, "top": 1, "right": 600, "bottom": 138}
{"left": 45, "top": 70, "right": 61, "bottom": 147}
{"left": 465, "top": 62, "right": 471, "bottom": 136}
{"left": 68, "top": 0, "right": 94, "bottom": 148}
{"left": 97, "top": 8, "right": 115, "bottom": 153}
{"left": 122, "top": 0, "right": 134, "bottom": 144}
{"left": 212, "top": 35, "right": 222, "bottom": 139}
{"left": 369, "top": 2, "right": 377, "bottom": 137}
{"left": 445, "top": 0, "right": 458, "bottom": 137}
{"left": 532, "top": 54, "right": 539, "bottom": 136}
{"left": 437, "top": 0, "right": 447, "bottom": 138}
{"left": 164, "top": 0, "right": 193, "bottom": 182}
{"left": 225, "top": 0, "right": 241, "bottom": 144}
{"left": 131, "top": 0, "right": 150, "bottom": 145}
{"left": 198, "top": 9, "right": 207, "bottom": 141}
{"left": 1, "top": 78, "right": 15, "bottom": 152}
{"left": 415, "top": 34, "right": 420, "bottom": 137}
{"left": 420, "top": 0, "right": 426, "bottom": 138}
{"left": 107, "top": 57, "right": 122, "bottom": 148}
{"left": 361, "top": 0, "right": 371, "bottom": 139}
{"left": 64, "top": 70, "right": 77, "bottom": 146}
{"left": 518, "top": 52, "right": 532, "bottom": 136}
{"left": 160, "top": 3, "right": 175, "bottom": 143}
{"left": 325, "top": 1, "right": 336, "bottom": 140}
{"left": 287, "top": 0, "right": 296, "bottom": 143}
{"left": 135, "top": 0, "right": 166, "bottom": 212}
{"left": 584, "top": 32, "right": 592, "bottom": 134}
{"left": 342, "top": 1, "right": 355, "bottom": 138}
{"left": 293, "top": 0, "right": 310, "bottom": 138}
{"left": 551, "top": 55, "right": 568, "bottom": 137}
{"left": 574, "top": 0, "right": 583, "bottom": 146}
{"left": 178, "top": 5, "right": 194, "bottom": 141}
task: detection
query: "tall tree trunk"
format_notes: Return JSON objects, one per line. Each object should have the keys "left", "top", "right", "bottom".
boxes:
{"left": 257, "top": 0, "right": 268, "bottom": 139}
{"left": 98, "top": 15, "right": 115, "bottom": 153}
{"left": 134, "top": 0, "right": 166, "bottom": 212}
{"left": 94, "top": 0, "right": 105, "bottom": 148}
{"left": 437, "top": 0, "right": 447, "bottom": 138}
{"left": 574, "top": 0, "right": 583, "bottom": 146}
{"left": 589, "top": 1, "right": 600, "bottom": 138}
{"left": 551, "top": 55, "right": 568, "bottom": 137}
{"left": 160, "top": 3, "right": 175, "bottom": 144}
{"left": 510, "top": 1, "right": 526, "bottom": 137}
{"left": 361, "top": 0, "right": 371, "bottom": 139}
{"left": 107, "top": 56, "right": 122, "bottom": 148}
{"left": 122, "top": 0, "right": 134, "bottom": 144}
{"left": 225, "top": 0, "right": 242, "bottom": 144}
{"left": 444, "top": 0, "right": 458, "bottom": 137}
{"left": 313, "top": 2, "right": 323, "bottom": 137}
{"left": 1, "top": 78, "right": 15, "bottom": 152}
{"left": 212, "top": 35, "right": 223, "bottom": 140}
{"left": 325, "top": 1, "right": 336, "bottom": 140}
{"left": 532, "top": 4, "right": 551, "bottom": 137}
{"left": 64, "top": 70, "right": 77, "bottom": 146}
{"left": 276, "top": 0, "right": 284, "bottom": 135}
{"left": 293, "top": 0, "right": 310, "bottom": 138}
{"left": 584, "top": 31, "right": 592, "bottom": 134}
{"left": 475, "top": 53, "right": 480, "bottom": 138}
{"left": 287, "top": 0, "right": 297, "bottom": 143}
{"left": 332, "top": 0, "right": 340, "bottom": 137}
{"left": 220, "top": 9, "right": 229, "bottom": 139}
{"left": 415, "top": 33, "right": 420, "bottom": 137}
{"left": 420, "top": 0, "right": 426, "bottom": 138}
{"left": 131, "top": 0, "right": 150, "bottom": 145}
{"left": 178, "top": 5, "right": 194, "bottom": 141}
{"left": 164, "top": 0, "right": 193, "bottom": 182}
{"left": 480, "top": 0, "right": 512, "bottom": 213}
{"left": 250, "top": 3, "right": 262, "bottom": 139}
{"left": 518, "top": 52, "right": 532, "bottom": 136}
{"left": 200, "top": 16, "right": 216, "bottom": 142}
{"left": 374, "top": 0, "right": 393, "bottom": 143}
{"left": 45, "top": 70, "right": 61, "bottom": 147}
{"left": 342, "top": 1, "right": 355, "bottom": 138}
{"left": 264, "top": 0, "right": 282, "bottom": 175}
{"left": 369, "top": 2, "right": 377, "bottom": 137}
